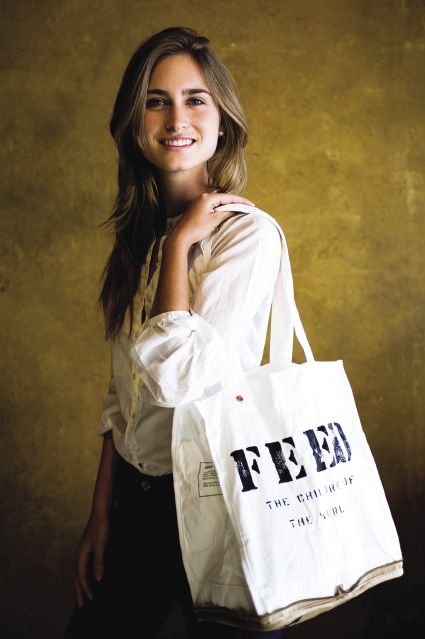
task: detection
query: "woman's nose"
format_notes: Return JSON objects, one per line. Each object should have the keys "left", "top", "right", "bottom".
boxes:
{"left": 165, "top": 104, "right": 187, "bottom": 132}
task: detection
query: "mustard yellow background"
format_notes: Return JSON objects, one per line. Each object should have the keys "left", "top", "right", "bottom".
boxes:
{"left": 1, "top": 1, "right": 424, "bottom": 637}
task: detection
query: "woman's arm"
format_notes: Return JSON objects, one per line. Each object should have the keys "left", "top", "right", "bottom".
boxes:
{"left": 132, "top": 200, "right": 281, "bottom": 407}
{"left": 74, "top": 431, "right": 120, "bottom": 607}
{"left": 151, "top": 192, "right": 254, "bottom": 317}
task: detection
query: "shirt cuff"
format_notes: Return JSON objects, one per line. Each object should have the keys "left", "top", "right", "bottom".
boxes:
{"left": 98, "top": 420, "right": 113, "bottom": 437}
{"left": 147, "top": 309, "right": 191, "bottom": 327}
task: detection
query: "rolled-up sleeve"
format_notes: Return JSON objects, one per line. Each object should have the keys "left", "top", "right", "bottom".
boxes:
{"left": 130, "top": 213, "right": 281, "bottom": 407}
{"left": 98, "top": 375, "right": 127, "bottom": 436}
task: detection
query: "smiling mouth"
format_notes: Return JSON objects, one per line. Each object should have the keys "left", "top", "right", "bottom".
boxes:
{"left": 159, "top": 138, "right": 195, "bottom": 147}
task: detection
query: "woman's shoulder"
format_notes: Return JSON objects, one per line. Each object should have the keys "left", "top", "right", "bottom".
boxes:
{"left": 212, "top": 206, "right": 282, "bottom": 252}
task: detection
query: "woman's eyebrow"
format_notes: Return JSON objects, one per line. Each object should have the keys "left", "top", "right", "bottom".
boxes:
{"left": 147, "top": 88, "right": 212, "bottom": 96}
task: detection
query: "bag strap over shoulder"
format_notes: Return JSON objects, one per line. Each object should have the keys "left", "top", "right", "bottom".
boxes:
{"left": 215, "top": 204, "right": 314, "bottom": 365}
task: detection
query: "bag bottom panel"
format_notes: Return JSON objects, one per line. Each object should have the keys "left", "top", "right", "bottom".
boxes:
{"left": 194, "top": 560, "right": 403, "bottom": 632}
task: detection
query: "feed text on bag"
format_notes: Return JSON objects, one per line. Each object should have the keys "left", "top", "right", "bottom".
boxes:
{"left": 230, "top": 422, "right": 352, "bottom": 493}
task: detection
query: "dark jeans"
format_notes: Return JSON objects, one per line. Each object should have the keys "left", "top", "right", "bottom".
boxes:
{"left": 65, "top": 459, "right": 284, "bottom": 638}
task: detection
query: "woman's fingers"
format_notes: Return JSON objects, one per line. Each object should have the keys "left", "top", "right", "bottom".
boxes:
{"left": 76, "top": 544, "right": 94, "bottom": 606}
{"left": 93, "top": 542, "right": 105, "bottom": 582}
{"left": 210, "top": 193, "right": 255, "bottom": 209}
{"left": 198, "top": 192, "right": 254, "bottom": 213}
{"left": 170, "top": 192, "right": 256, "bottom": 248}
{"left": 209, "top": 195, "right": 254, "bottom": 229}
{"left": 212, "top": 208, "right": 240, "bottom": 227}
{"left": 75, "top": 571, "right": 86, "bottom": 609}
{"left": 74, "top": 517, "right": 110, "bottom": 606}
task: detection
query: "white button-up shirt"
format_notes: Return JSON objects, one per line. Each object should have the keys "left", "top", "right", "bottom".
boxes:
{"left": 99, "top": 209, "right": 281, "bottom": 476}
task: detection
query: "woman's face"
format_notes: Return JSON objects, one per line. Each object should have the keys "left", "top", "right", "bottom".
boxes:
{"left": 142, "top": 53, "right": 221, "bottom": 180}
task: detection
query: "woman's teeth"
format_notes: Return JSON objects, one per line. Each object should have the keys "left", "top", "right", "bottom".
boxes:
{"left": 161, "top": 139, "right": 194, "bottom": 147}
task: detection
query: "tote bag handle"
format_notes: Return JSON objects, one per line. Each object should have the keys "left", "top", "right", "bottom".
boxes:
{"left": 215, "top": 205, "right": 314, "bottom": 365}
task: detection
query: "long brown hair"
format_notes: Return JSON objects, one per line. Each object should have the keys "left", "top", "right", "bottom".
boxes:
{"left": 100, "top": 27, "right": 249, "bottom": 340}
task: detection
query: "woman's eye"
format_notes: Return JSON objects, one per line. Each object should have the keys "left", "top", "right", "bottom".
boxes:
{"left": 146, "top": 97, "right": 205, "bottom": 108}
{"left": 146, "top": 98, "right": 166, "bottom": 107}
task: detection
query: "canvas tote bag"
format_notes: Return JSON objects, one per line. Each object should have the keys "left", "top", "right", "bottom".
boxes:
{"left": 172, "top": 206, "right": 403, "bottom": 632}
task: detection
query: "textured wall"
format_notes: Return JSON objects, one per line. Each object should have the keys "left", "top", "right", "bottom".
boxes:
{"left": 0, "top": 1, "right": 424, "bottom": 637}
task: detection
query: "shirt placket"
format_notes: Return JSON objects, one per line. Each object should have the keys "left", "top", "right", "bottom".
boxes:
{"left": 123, "top": 216, "right": 183, "bottom": 469}
{"left": 125, "top": 241, "right": 153, "bottom": 467}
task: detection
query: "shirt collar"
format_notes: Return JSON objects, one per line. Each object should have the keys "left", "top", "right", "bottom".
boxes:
{"left": 165, "top": 214, "right": 184, "bottom": 234}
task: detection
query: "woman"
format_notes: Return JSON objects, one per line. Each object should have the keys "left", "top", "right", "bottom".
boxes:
{"left": 66, "top": 27, "right": 282, "bottom": 638}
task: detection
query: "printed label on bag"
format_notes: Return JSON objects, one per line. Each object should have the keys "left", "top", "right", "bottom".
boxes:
{"left": 198, "top": 462, "right": 223, "bottom": 497}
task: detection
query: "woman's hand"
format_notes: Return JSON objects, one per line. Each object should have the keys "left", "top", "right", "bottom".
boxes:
{"left": 150, "top": 192, "right": 253, "bottom": 318}
{"left": 74, "top": 513, "right": 110, "bottom": 607}
{"left": 168, "top": 192, "right": 255, "bottom": 250}
{"left": 73, "top": 432, "right": 118, "bottom": 606}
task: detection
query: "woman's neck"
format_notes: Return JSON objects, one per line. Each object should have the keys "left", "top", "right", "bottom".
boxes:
{"left": 156, "top": 167, "right": 211, "bottom": 218}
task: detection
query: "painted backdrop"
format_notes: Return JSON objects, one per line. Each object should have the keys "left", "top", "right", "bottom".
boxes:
{"left": 0, "top": 1, "right": 424, "bottom": 637}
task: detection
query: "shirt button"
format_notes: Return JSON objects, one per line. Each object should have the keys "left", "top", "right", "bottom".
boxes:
{"left": 132, "top": 371, "right": 138, "bottom": 381}
{"left": 130, "top": 454, "right": 135, "bottom": 462}
{"left": 141, "top": 480, "right": 151, "bottom": 491}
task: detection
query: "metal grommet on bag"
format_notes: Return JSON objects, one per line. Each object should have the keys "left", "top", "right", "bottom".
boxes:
{"left": 236, "top": 395, "right": 244, "bottom": 402}
{"left": 141, "top": 480, "right": 151, "bottom": 491}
